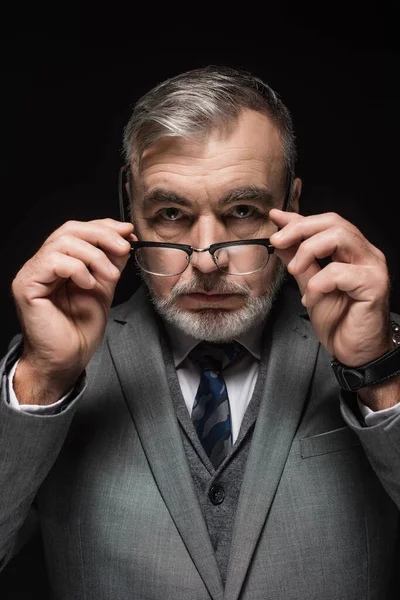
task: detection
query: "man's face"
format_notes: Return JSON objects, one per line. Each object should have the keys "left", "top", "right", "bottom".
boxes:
{"left": 131, "top": 109, "right": 301, "bottom": 341}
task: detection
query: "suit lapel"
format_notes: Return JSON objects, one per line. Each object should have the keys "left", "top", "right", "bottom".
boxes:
{"left": 224, "top": 285, "right": 320, "bottom": 600}
{"left": 106, "top": 287, "right": 224, "bottom": 600}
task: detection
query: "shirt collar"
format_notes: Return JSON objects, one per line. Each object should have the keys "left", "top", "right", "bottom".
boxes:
{"left": 164, "top": 320, "right": 264, "bottom": 368}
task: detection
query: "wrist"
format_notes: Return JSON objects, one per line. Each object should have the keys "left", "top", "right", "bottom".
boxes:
{"left": 358, "top": 374, "right": 400, "bottom": 411}
{"left": 13, "top": 356, "right": 83, "bottom": 406}
{"left": 332, "top": 320, "right": 400, "bottom": 394}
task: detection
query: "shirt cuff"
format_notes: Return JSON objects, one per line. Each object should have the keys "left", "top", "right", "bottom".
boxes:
{"left": 8, "top": 358, "right": 76, "bottom": 415}
{"left": 357, "top": 396, "right": 400, "bottom": 426}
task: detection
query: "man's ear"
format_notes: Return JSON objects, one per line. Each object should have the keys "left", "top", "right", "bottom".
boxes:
{"left": 290, "top": 177, "right": 302, "bottom": 213}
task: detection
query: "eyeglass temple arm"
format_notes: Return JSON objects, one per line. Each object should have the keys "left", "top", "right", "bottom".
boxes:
{"left": 274, "top": 171, "right": 293, "bottom": 235}
{"left": 118, "top": 166, "right": 128, "bottom": 222}
{"left": 281, "top": 170, "right": 293, "bottom": 212}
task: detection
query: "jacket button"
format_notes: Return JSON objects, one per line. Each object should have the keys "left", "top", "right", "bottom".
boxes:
{"left": 209, "top": 484, "right": 225, "bottom": 505}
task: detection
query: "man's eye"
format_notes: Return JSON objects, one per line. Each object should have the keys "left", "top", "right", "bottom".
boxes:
{"left": 229, "top": 205, "right": 258, "bottom": 218}
{"left": 158, "top": 207, "right": 184, "bottom": 221}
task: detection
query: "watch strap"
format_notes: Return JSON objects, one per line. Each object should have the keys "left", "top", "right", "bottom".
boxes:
{"left": 331, "top": 320, "right": 400, "bottom": 392}
{"left": 332, "top": 345, "right": 400, "bottom": 392}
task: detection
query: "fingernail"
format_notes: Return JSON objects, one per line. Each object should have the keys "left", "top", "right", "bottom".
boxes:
{"left": 273, "top": 231, "right": 283, "bottom": 239}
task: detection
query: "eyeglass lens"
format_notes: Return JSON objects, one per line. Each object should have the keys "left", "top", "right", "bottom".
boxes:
{"left": 134, "top": 244, "right": 270, "bottom": 276}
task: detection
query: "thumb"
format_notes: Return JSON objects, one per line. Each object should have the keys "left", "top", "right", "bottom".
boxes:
{"left": 273, "top": 244, "right": 320, "bottom": 297}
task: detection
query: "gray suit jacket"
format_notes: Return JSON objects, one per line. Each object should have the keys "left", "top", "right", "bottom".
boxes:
{"left": 1, "top": 282, "right": 399, "bottom": 599}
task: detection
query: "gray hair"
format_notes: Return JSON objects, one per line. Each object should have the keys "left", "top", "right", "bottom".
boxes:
{"left": 122, "top": 65, "right": 297, "bottom": 188}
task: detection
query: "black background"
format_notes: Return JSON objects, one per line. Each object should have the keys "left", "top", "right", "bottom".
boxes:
{"left": 0, "top": 20, "right": 399, "bottom": 596}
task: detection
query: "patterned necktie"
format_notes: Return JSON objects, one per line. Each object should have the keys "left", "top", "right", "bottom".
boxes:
{"left": 189, "top": 341, "right": 244, "bottom": 469}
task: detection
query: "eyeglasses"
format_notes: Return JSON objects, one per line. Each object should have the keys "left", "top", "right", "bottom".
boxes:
{"left": 131, "top": 239, "right": 275, "bottom": 276}
{"left": 118, "top": 165, "right": 293, "bottom": 277}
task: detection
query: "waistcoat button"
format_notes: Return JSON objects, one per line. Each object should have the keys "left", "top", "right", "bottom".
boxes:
{"left": 209, "top": 484, "right": 225, "bottom": 505}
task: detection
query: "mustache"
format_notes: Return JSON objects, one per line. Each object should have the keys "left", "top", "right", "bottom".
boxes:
{"left": 170, "top": 273, "right": 251, "bottom": 297}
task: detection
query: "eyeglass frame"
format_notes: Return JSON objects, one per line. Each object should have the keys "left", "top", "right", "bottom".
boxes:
{"left": 118, "top": 164, "right": 293, "bottom": 276}
{"left": 130, "top": 239, "right": 275, "bottom": 276}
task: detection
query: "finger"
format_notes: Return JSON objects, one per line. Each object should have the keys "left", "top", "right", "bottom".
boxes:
{"left": 32, "top": 247, "right": 121, "bottom": 295}
{"left": 49, "top": 220, "right": 135, "bottom": 255}
{"left": 86, "top": 217, "right": 135, "bottom": 232}
{"left": 51, "top": 254, "right": 99, "bottom": 289}
{"left": 44, "top": 235, "right": 122, "bottom": 282}
{"left": 274, "top": 245, "right": 321, "bottom": 297}
{"left": 104, "top": 249, "right": 132, "bottom": 273}
{"left": 23, "top": 253, "right": 99, "bottom": 299}
{"left": 286, "top": 226, "right": 379, "bottom": 276}
{"left": 270, "top": 209, "right": 386, "bottom": 265}
{"left": 302, "top": 262, "right": 389, "bottom": 308}
{"left": 269, "top": 210, "right": 363, "bottom": 250}
{"left": 44, "top": 250, "right": 119, "bottom": 289}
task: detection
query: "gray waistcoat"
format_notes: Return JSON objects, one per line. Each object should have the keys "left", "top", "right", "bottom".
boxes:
{"left": 162, "top": 336, "right": 269, "bottom": 584}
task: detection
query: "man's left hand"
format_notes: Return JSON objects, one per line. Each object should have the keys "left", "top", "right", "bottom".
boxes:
{"left": 269, "top": 209, "right": 393, "bottom": 368}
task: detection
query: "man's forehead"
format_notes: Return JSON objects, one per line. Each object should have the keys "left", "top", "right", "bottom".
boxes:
{"left": 133, "top": 110, "right": 282, "bottom": 169}
{"left": 131, "top": 111, "right": 285, "bottom": 198}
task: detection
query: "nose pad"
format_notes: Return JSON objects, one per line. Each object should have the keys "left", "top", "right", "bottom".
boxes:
{"left": 190, "top": 249, "right": 220, "bottom": 274}
{"left": 213, "top": 247, "right": 230, "bottom": 271}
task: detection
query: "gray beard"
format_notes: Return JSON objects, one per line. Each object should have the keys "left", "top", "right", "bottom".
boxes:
{"left": 142, "top": 261, "right": 287, "bottom": 343}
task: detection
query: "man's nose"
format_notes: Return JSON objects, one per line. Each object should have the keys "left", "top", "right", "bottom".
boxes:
{"left": 189, "top": 218, "right": 228, "bottom": 274}
{"left": 190, "top": 248, "right": 219, "bottom": 274}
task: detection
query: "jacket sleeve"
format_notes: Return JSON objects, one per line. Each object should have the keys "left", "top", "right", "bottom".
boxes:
{"left": 339, "top": 309, "right": 400, "bottom": 509}
{"left": 0, "top": 336, "right": 86, "bottom": 572}
{"left": 341, "top": 392, "right": 400, "bottom": 510}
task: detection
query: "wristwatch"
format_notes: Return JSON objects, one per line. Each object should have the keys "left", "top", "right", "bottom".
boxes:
{"left": 331, "top": 321, "right": 400, "bottom": 392}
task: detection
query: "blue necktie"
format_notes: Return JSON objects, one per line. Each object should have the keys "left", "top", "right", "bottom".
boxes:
{"left": 189, "top": 341, "right": 244, "bottom": 469}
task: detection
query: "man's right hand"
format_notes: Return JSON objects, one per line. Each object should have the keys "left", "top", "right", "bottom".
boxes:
{"left": 11, "top": 218, "right": 135, "bottom": 405}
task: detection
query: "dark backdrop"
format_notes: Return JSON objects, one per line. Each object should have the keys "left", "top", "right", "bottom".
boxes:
{"left": 0, "top": 26, "right": 399, "bottom": 597}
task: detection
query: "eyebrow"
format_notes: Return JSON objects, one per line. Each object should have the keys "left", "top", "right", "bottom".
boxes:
{"left": 142, "top": 185, "right": 276, "bottom": 209}
{"left": 219, "top": 186, "right": 275, "bottom": 208}
{"left": 142, "top": 188, "right": 190, "bottom": 207}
